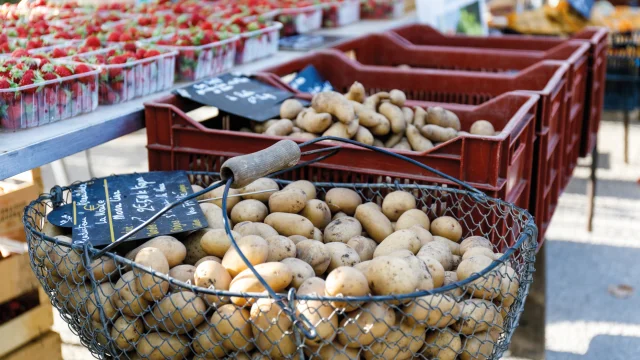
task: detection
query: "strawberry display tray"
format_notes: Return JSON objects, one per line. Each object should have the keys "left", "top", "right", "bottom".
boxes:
{"left": 235, "top": 21, "right": 282, "bottom": 65}
{"left": 68, "top": 47, "right": 178, "bottom": 105}
{"left": 0, "top": 60, "right": 100, "bottom": 130}
{"left": 322, "top": 0, "right": 360, "bottom": 28}
{"left": 275, "top": 4, "right": 324, "bottom": 37}
{"left": 360, "top": 0, "right": 404, "bottom": 20}
{"left": 150, "top": 35, "right": 238, "bottom": 82}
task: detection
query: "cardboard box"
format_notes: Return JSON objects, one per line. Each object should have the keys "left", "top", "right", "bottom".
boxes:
{"left": 0, "top": 169, "right": 42, "bottom": 242}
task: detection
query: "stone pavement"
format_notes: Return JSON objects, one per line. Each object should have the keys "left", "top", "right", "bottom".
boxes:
{"left": 40, "top": 115, "right": 640, "bottom": 359}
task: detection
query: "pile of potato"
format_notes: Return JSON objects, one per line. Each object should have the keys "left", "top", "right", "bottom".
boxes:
{"left": 244, "top": 82, "right": 498, "bottom": 152}
{"left": 35, "top": 178, "right": 519, "bottom": 360}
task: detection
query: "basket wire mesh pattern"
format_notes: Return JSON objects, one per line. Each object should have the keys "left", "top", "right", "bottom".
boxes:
{"left": 23, "top": 140, "right": 537, "bottom": 360}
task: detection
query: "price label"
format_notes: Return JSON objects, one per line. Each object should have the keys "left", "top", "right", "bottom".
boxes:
{"left": 175, "top": 73, "right": 294, "bottom": 122}
{"left": 279, "top": 34, "right": 347, "bottom": 51}
{"left": 289, "top": 65, "right": 333, "bottom": 95}
{"left": 48, "top": 171, "right": 208, "bottom": 246}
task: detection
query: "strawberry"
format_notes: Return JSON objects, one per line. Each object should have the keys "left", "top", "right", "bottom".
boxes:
{"left": 144, "top": 49, "right": 161, "bottom": 58}
{"left": 135, "top": 48, "right": 146, "bottom": 60}
{"left": 84, "top": 36, "right": 101, "bottom": 48}
{"left": 54, "top": 65, "right": 74, "bottom": 78}
{"left": 0, "top": 34, "right": 8, "bottom": 44}
{"left": 11, "top": 48, "right": 29, "bottom": 58}
{"left": 0, "top": 77, "right": 17, "bottom": 100}
{"left": 19, "top": 69, "right": 44, "bottom": 93}
{"left": 107, "top": 31, "right": 121, "bottom": 42}
{"left": 50, "top": 47, "right": 67, "bottom": 58}
{"left": 123, "top": 43, "right": 136, "bottom": 52}
{"left": 0, "top": 42, "right": 11, "bottom": 54}
{"left": 109, "top": 55, "right": 127, "bottom": 65}
{"left": 74, "top": 64, "right": 93, "bottom": 84}
{"left": 119, "top": 33, "right": 132, "bottom": 42}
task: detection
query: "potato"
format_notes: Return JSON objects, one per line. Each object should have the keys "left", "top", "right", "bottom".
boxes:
{"left": 392, "top": 138, "right": 411, "bottom": 150}
{"left": 381, "top": 191, "right": 417, "bottom": 221}
{"left": 354, "top": 260, "right": 372, "bottom": 274}
{"left": 413, "top": 106, "right": 427, "bottom": 128}
{"left": 408, "top": 225, "right": 434, "bottom": 246}
{"left": 365, "top": 256, "right": 418, "bottom": 296}
{"left": 269, "top": 188, "right": 307, "bottom": 213}
{"left": 144, "top": 291, "right": 206, "bottom": 333}
{"left": 421, "top": 124, "right": 458, "bottom": 143}
{"left": 230, "top": 263, "right": 293, "bottom": 307}
{"left": 296, "top": 108, "right": 332, "bottom": 133}
{"left": 346, "top": 119, "right": 359, "bottom": 137}
{"left": 325, "top": 266, "right": 370, "bottom": 311}
{"left": 363, "top": 91, "right": 389, "bottom": 110}
{"left": 288, "top": 235, "right": 308, "bottom": 244}
{"left": 114, "top": 271, "right": 150, "bottom": 316}
{"left": 370, "top": 116, "right": 391, "bottom": 136}
{"left": 210, "top": 304, "right": 254, "bottom": 352}
{"left": 280, "top": 99, "right": 303, "bottom": 120}
{"left": 240, "top": 178, "right": 279, "bottom": 202}
{"left": 352, "top": 101, "right": 388, "bottom": 129}
{"left": 86, "top": 282, "right": 118, "bottom": 322}
{"left": 325, "top": 242, "right": 361, "bottom": 272}
{"left": 264, "top": 213, "right": 315, "bottom": 238}
{"left": 379, "top": 102, "right": 406, "bottom": 134}
{"left": 313, "top": 227, "right": 323, "bottom": 242}
{"left": 395, "top": 209, "right": 430, "bottom": 231}
{"left": 203, "top": 187, "right": 241, "bottom": 213}
{"left": 253, "top": 119, "right": 278, "bottom": 133}
{"left": 281, "top": 258, "right": 315, "bottom": 289}
{"left": 387, "top": 252, "right": 433, "bottom": 291}
{"left": 56, "top": 279, "right": 91, "bottom": 316}
{"left": 422, "top": 328, "right": 462, "bottom": 360}
{"left": 111, "top": 315, "right": 144, "bottom": 351}
{"left": 192, "top": 323, "right": 227, "bottom": 358}
{"left": 355, "top": 126, "right": 374, "bottom": 145}
{"left": 453, "top": 299, "right": 501, "bottom": 335}
{"left": 265, "top": 235, "right": 296, "bottom": 262}
{"left": 251, "top": 298, "right": 296, "bottom": 359}
{"left": 337, "top": 302, "right": 396, "bottom": 347}
{"left": 417, "top": 241, "right": 454, "bottom": 270}
{"left": 426, "top": 106, "right": 461, "bottom": 130}
{"left": 325, "top": 188, "right": 362, "bottom": 215}
{"left": 430, "top": 216, "right": 463, "bottom": 242}
{"left": 402, "top": 106, "right": 414, "bottom": 124}
{"left": 47, "top": 235, "right": 85, "bottom": 282}
{"left": 457, "top": 256, "right": 501, "bottom": 299}
{"left": 434, "top": 236, "right": 462, "bottom": 256}
{"left": 134, "top": 247, "right": 170, "bottom": 302}
{"left": 191, "top": 184, "right": 205, "bottom": 200}
{"left": 201, "top": 228, "right": 242, "bottom": 258}
{"left": 496, "top": 264, "right": 519, "bottom": 308}
{"left": 234, "top": 222, "right": 278, "bottom": 239}
{"left": 444, "top": 271, "right": 465, "bottom": 298}
{"left": 323, "top": 216, "right": 362, "bottom": 244}
{"left": 90, "top": 256, "right": 117, "bottom": 283}
{"left": 284, "top": 180, "right": 317, "bottom": 200}
{"left": 384, "top": 127, "right": 403, "bottom": 147}
{"left": 194, "top": 256, "right": 221, "bottom": 267}
{"left": 169, "top": 264, "right": 196, "bottom": 291}
{"left": 296, "top": 293, "right": 339, "bottom": 346}
{"left": 135, "top": 332, "right": 189, "bottom": 360}
{"left": 312, "top": 91, "right": 355, "bottom": 124}
{"left": 373, "top": 229, "right": 421, "bottom": 257}
{"left": 289, "top": 131, "right": 319, "bottom": 141}
{"left": 470, "top": 120, "right": 496, "bottom": 136}
{"left": 404, "top": 294, "right": 461, "bottom": 328}
{"left": 300, "top": 199, "right": 332, "bottom": 229}
{"left": 231, "top": 200, "right": 269, "bottom": 223}
{"left": 183, "top": 229, "right": 212, "bottom": 265}
{"left": 298, "top": 277, "right": 326, "bottom": 295}
{"left": 125, "top": 235, "right": 186, "bottom": 268}
{"left": 355, "top": 204, "right": 393, "bottom": 243}
{"left": 460, "top": 236, "right": 493, "bottom": 255}
{"left": 462, "top": 246, "right": 496, "bottom": 260}
{"left": 417, "top": 254, "right": 445, "bottom": 287}
{"left": 460, "top": 332, "right": 495, "bottom": 360}
{"left": 200, "top": 203, "right": 225, "bottom": 229}
{"left": 323, "top": 122, "right": 351, "bottom": 139}
{"left": 406, "top": 124, "right": 434, "bottom": 152}
{"left": 332, "top": 211, "right": 348, "bottom": 220}
{"left": 364, "top": 321, "right": 425, "bottom": 360}
{"left": 296, "top": 240, "right": 331, "bottom": 276}
{"left": 195, "top": 260, "right": 232, "bottom": 306}
{"left": 389, "top": 89, "right": 406, "bottom": 107}
{"left": 306, "top": 343, "right": 360, "bottom": 360}
{"left": 265, "top": 119, "right": 294, "bottom": 136}
{"left": 222, "top": 235, "right": 269, "bottom": 277}
{"left": 346, "top": 236, "right": 377, "bottom": 261}
{"left": 345, "top": 81, "right": 365, "bottom": 103}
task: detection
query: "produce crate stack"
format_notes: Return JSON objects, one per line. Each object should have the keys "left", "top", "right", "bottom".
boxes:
{"left": 0, "top": 169, "right": 42, "bottom": 242}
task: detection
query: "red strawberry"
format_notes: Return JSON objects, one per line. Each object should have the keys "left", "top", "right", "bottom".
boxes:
{"left": 18, "top": 69, "right": 43, "bottom": 93}
{"left": 109, "top": 55, "right": 127, "bottom": 65}
{"left": 135, "top": 48, "right": 146, "bottom": 60}
{"left": 50, "top": 48, "right": 67, "bottom": 58}
{"left": 107, "top": 31, "right": 121, "bottom": 42}
{"left": 144, "top": 49, "right": 161, "bottom": 58}
{"left": 119, "top": 33, "right": 132, "bottom": 42}
{"left": 26, "top": 39, "right": 43, "bottom": 49}
{"left": 0, "top": 77, "right": 16, "bottom": 100}
{"left": 84, "top": 36, "right": 101, "bottom": 48}
{"left": 0, "top": 34, "right": 8, "bottom": 43}
{"left": 0, "top": 42, "right": 11, "bottom": 54}
{"left": 54, "top": 65, "right": 74, "bottom": 78}
{"left": 123, "top": 43, "right": 137, "bottom": 52}
{"left": 11, "top": 48, "right": 29, "bottom": 58}
{"left": 74, "top": 64, "right": 93, "bottom": 84}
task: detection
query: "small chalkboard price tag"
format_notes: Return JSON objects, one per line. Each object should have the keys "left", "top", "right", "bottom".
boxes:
{"left": 289, "top": 65, "right": 333, "bottom": 95}
{"left": 174, "top": 73, "right": 294, "bottom": 122}
{"left": 279, "top": 34, "right": 346, "bottom": 51}
{"left": 567, "top": 0, "right": 594, "bottom": 18}
{"left": 49, "top": 171, "right": 208, "bottom": 246}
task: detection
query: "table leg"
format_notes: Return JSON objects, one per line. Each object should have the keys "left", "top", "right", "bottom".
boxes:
{"left": 587, "top": 140, "right": 598, "bottom": 232}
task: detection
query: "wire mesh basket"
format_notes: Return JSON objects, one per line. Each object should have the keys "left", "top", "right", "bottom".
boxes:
{"left": 23, "top": 138, "right": 537, "bottom": 360}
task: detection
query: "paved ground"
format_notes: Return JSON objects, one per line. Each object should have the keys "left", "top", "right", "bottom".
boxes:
{"left": 40, "top": 114, "right": 640, "bottom": 359}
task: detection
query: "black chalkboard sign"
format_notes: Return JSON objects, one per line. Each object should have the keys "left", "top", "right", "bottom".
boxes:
{"left": 279, "top": 35, "right": 346, "bottom": 51}
{"left": 174, "top": 73, "right": 294, "bottom": 122}
{"left": 289, "top": 65, "right": 333, "bottom": 94}
{"left": 567, "top": 0, "right": 594, "bottom": 18}
{"left": 50, "top": 171, "right": 208, "bottom": 246}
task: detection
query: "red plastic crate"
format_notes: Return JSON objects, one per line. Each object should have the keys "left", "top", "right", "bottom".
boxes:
{"left": 145, "top": 89, "right": 536, "bottom": 227}
{"left": 334, "top": 32, "right": 588, "bottom": 190}
{"left": 390, "top": 24, "right": 608, "bottom": 158}
{"left": 260, "top": 51, "right": 569, "bottom": 245}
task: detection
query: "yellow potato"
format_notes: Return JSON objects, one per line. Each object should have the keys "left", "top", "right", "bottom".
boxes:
{"left": 337, "top": 302, "right": 396, "bottom": 347}
{"left": 460, "top": 332, "right": 495, "bottom": 360}
{"left": 421, "top": 124, "right": 458, "bottom": 142}
{"left": 345, "top": 81, "right": 365, "bottom": 103}
{"left": 288, "top": 235, "right": 309, "bottom": 244}
{"left": 373, "top": 229, "right": 421, "bottom": 257}
{"left": 470, "top": 120, "right": 496, "bottom": 136}
{"left": 265, "top": 235, "right": 297, "bottom": 262}
{"left": 363, "top": 321, "right": 425, "bottom": 360}
{"left": 280, "top": 258, "right": 315, "bottom": 289}
{"left": 444, "top": 271, "right": 465, "bottom": 298}
{"left": 312, "top": 91, "right": 355, "bottom": 124}
{"left": 418, "top": 241, "right": 454, "bottom": 270}
{"left": 85, "top": 282, "right": 118, "bottom": 322}
{"left": 300, "top": 199, "right": 332, "bottom": 230}
{"left": 365, "top": 256, "right": 418, "bottom": 296}
{"left": 462, "top": 246, "right": 496, "bottom": 260}
{"left": 325, "top": 242, "right": 361, "bottom": 272}
{"left": 203, "top": 186, "right": 241, "bottom": 213}
{"left": 395, "top": 208, "right": 430, "bottom": 230}
{"left": 192, "top": 322, "right": 228, "bottom": 358}
{"left": 195, "top": 260, "right": 232, "bottom": 306}
{"left": 89, "top": 256, "right": 117, "bottom": 283}
{"left": 457, "top": 256, "right": 501, "bottom": 299}
{"left": 426, "top": 106, "right": 461, "bottom": 130}
{"left": 47, "top": 235, "right": 85, "bottom": 282}
{"left": 283, "top": 180, "right": 317, "bottom": 200}
{"left": 459, "top": 236, "right": 493, "bottom": 255}
{"left": 306, "top": 343, "right": 360, "bottom": 360}
{"left": 324, "top": 188, "right": 362, "bottom": 215}
{"left": 210, "top": 304, "right": 254, "bottom": 352}
{"left": 221, "top": 235, "right": 269, "bottom": 277}
{"left": 389, "top": 89, "right": 406, "bottom": 107}
{"left": 413, "top": 106, "right": 427, "bottom": 128}
{"left": 422, "top": 328, "right": 462, "bottom": 360}
{"left": 133, "top": 247, "right": 170, "bottom": 302}
{"left": 265, "top": 119, "right": 294, "bottom": 136}
{"left": 234, "top": 221, "right": 278, "bottom": 239}
{"left": 250, "top": 298, "right": 295, "bottom": 358}
{"left": 194, "top": 255, "right": 222, "bottom": 268}
{"left": 144, "top": 291, "right": 206, "bottom": 334}
{"left": 280, "top": 98, "right": 303, "bottom": 120}
{"left": 407, "top": 123, "right": 434, "bottom": 151}
{"left": 230, "top": 263, "right": 293, "bottom": 307}
{"left": 201, "top": 228, "right": 242, "bottom": 258}
{"left": 355, "top": 126, "right": 375, "bottom": 145}
{"left": 346, "top": 236, "right": 377, "bottom": 261}
{"left": 355, "top": 203, "right": 393, "bottom": 243}
{"left": 296, "top": 240, "right": 331, "bottom": 276}
{"left": 408, "top": 225, "right": 434, "bottom": 246}
{"left": 240, "top": 178, "right": 279, "bottom": 202}
{"left": 269, "top": 188, "right": 307, "bottom": 213}
{"left": 404, "top": 294, "right": 461, "bottom": 328}
{"left": 453, "top": 299, "right": 501, "bottom": 335}
{"left": 417, "top": 254, "right": 445, "bottom": 288}
{"left": 379, "top": 102, "right": 406, "bottom": 134}
{"left": 125, "top": 235, "right": 186, "bottom": 267}
{"left": 111, "top": 315, "right": 144, "bottom": 351}
{"left": 323, "top": 216, "right": 363, "bottom": 244}
{"left": 325, "top": 266, "right": 370, "bottom": 311}
{"left": 296, "top": 108, "right": 333, "bottom": 133}
{"left": 264, "top": 212, "right": 315, "bottom": 238}
{"left": 135, "top": 332, "right": 190, "bottom": 360}
{"left": 433, "top": 235, "right": 462, "bottom": 256}
{"left": 296, "top": 294, "right": 339, "bottom": 346}
{"left": 169, "top": 264, "right": 196, "bottom": 291}
{"left": 114, "top": 271, "right": 150, "bottom": 316}
{"left": 182, "top": 229, "right": 211, "bottom": 265}
{"left": 430, "top": 216, "right": 463, "bottom": 242}
{"left": 231, "top": 200, "right": 269, "bottom": 223}
{"left": 387, "top": 252, "right": 433, "bottom": 291}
